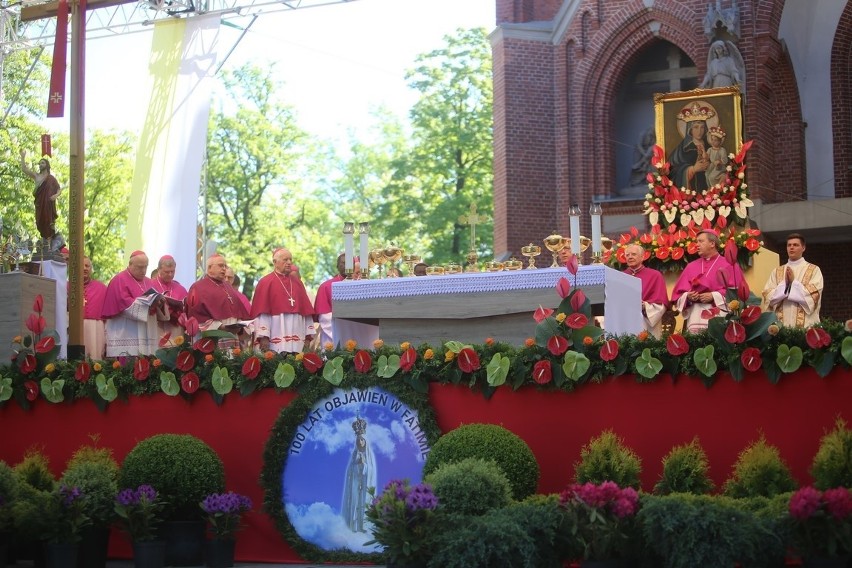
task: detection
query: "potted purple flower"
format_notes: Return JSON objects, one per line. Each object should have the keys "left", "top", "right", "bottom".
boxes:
{"left": 114, "top": 485, "right": 167, "bottom": 568}
{"left": 44, "top": 484, "right": 91, "bottom": 568}
{"left": 364, "top": 479, "right": 439, "bottom": 568}
{"left": 789, "top": 486, "right": 852, "bottom": 567}
{"left": 199, "top": 491, "right": 252, "bottom": 568}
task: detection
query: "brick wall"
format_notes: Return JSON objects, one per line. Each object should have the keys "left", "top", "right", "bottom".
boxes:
{"left": 832, "top": 1, "right": 852, "bottom": 199}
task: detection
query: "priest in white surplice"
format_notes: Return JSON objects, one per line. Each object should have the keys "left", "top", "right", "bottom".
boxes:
{"left": 102, "top": 251, "right": 169, "bottom": 357}
{"left": 762, "top": 233, "right": 823, "bottom": 328}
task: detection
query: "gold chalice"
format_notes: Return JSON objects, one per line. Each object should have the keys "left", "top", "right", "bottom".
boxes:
{"left": 485, "top": 260, "right": 504, "bottom": 272}
{"left": 369, "top": 247, "right": 387, "bottom": 278}
{"left": 425, "top": 265, "right": 445, "bottom": 276}
{"left": 382, "top": 244, "right": 402, "bottom": 278}
{"left": 504, "top": 257, "right": 523, "bottom": 271}
{"left": 543, "top": 233, "right": 568, "bottom": 268}
{"left": 446, "top": 262, "right": 462, "bottom": 275}
{"left": 521, "top": 243, "right": 542, "bottom": 269}
{"left": 597, "top": 237, "right": 614, "bottom": 264}
{"left": 403, "top": 253, "right": 421, "bottom": 276}
{"left": 579, "top": 236, "right": 592, "bottom": 253}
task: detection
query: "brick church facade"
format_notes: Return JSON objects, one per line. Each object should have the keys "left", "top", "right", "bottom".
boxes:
{"left": 490, "top": 0, "right": 852, "bottom": 321}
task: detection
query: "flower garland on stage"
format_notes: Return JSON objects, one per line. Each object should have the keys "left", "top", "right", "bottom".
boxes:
{"left": 606, "top": 141, "right": 762, "bottom": 272}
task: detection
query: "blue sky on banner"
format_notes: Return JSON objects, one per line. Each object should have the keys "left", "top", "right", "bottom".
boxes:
{"left": 47, "top": 0, "right": 496, "bottom": 147}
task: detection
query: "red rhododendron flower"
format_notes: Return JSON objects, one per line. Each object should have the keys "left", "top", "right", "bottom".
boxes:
{"left": 547, "top": 335, "right": 569, "bottom": 356}
{"left": 24, "top": 380, "right": 39, "bottom": 401}
{"left": 741, "top": 347, "right": 762, "bottom": 372}
{"left": 302, "top": 353, "right": 324, "bottom": 374}
{"left": 242, "top": 356, "right": 262, "bottom": 379}
{"left": 158, "top": 332, "right": 172, "bottom": 348}
{"left": 666, "top": 334, "right": 689, "bottom": 356}
{"left": 181, "top": 372, "right": 200, "bottom": 394}
{"left": 133, "top": 358, "right": 151, "bottom": 381}
{"left": 739, "top": 305, "right": 762, "bottom": 325}
{"left": 805, "top": 328, "right": 832, "bottom": 349}
{"left": 75, "top": 362, "right": 91, "bottom": 383}
{"left": 26, "top": 313, "right": 46, "bottom": 335}
{"left": 193, "top": 337, "right": 217, "bottom": 354}
{"left": 724, "top": 321, "right": 746, "bottom": 344}
{"left": 457, "top": 348, "right": 481, "bottom": 373}
{"left": 400, "top": 347, "right": 418, "bottom": 372}
{"left": 670, "top": 247, "right": 685, "bottom": 260}
{"left": 176, "top": 351, "right": 196, "bottom": 372}
{"left": 570, "top": 290, "right": 587, "bottom": 313}
{"left": 34, "top": 336, "right": 56, "bottom": 354}
{"left": 354, "top": 350, "right": 372, "bottom": 373}
{"left": 565, "top": 313, "right": 589, "bottom": 330}
{"left": 556, "top": 277, "right": 571, "bottom": 299}
{"left": 534, "top": 306, "right": 554, "bottom": 323}
{"left": 20, "top": 354, "right": 37, "bottom": 374}
{"left": 532, "top": 360, "right": 552, "bottom": 385}
{"left": 599, "top": 339, "right": 619, "bottom": 362}
{"left": 745, "top": 238, "right": 760, "bottom": 251}
{"left": 33, "top": 294, "right": 44, "bottom": 314}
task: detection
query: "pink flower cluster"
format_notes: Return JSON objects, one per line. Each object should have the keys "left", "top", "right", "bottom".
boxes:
{"left": 789, "top": 486, "right": 852, "bottom": 521}
{"left": 559, "top": 480, "right": 639, "bottom": 519}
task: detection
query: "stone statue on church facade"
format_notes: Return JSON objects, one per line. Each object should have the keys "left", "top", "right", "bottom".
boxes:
{"left": 700, "top": 39, "right": 746, "bottom": 94}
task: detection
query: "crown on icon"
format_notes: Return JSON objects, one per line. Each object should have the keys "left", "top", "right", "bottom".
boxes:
{"left": 708, "top": 125, "right": 726, "bottom": 140}
{"left": 677, "top": 101, "right": 716, "bottom": 123}
{"left": 352, "top": 416, "right": 367, "bottom": 436}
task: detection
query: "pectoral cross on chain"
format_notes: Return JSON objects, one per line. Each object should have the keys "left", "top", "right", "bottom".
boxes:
{"left": 289, "top": 297, "right": 295, "bottom": 307}
{"left": 459, "top": 203, "right": 489, "bottom": 252}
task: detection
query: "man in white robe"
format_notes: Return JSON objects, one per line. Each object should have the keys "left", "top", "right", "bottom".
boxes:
{"left": 762, "top": 233, "right": 823, "bottom": 328}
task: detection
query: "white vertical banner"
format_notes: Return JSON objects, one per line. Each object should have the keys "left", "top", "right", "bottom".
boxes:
{"left": 127, "top": 15, "right": 220, "bottom": 286}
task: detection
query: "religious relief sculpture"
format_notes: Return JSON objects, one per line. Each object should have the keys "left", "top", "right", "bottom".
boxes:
{"left": 628, "top": 126, "right": 657, "bottom": 187}
{"left": 341, "top": 414, "right": 376, "bottom": 533}
{"left": 703, "top": 0, "right": 740, "bottom": 41}
{"left": 699, "top": 40, "right": 746, "bottom": 94}
{"left": 19, "top": 148, "right": 64, "bottom": 259}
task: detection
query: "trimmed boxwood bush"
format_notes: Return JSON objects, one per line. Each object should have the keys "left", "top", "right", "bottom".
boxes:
{"left": 654, "top": 437, "right": 714, "bottom": 495}
{"left": 810, "top": 417, "right": 852, "bottom": 489}
{"left": 422, "top": 423, "right": 539, "bottom": 500}
{"left": 62, "top": 458, "right": 119, "bottom": 527}
{"left": 0, "top": 461, "right": 19, "bottom": 532}
{"left": 118, "top": 434, "right": 225, "bottom": 520}
{"left": 425, "top": 457, "right": 512, "bottom": 516}
{"left": 723, "top": 435, "right": 797, "bottom": 498}
{"left": 574, "top": 429, "right": 642, "bottom": 489}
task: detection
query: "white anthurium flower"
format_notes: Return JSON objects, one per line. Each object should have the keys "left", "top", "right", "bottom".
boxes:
{"left": 718, "top": 205, "right": 732, "bottom": 218}
{"left": 734, "top": 201, "right": 750, "bottom": 218}
{"left": 704, "top": 206, "right": 715, "bottom": 221}
{"left": 664, "top": 208, "right": 677, "bottom": 224}
{"left": 691, "top": 209, "right": 705, "bottom": 224}
{"left": 649, "top": 211, "right": 659, "bottom": 226}
{"left": 680, "top": 213, "right": 692, "bottom": 227}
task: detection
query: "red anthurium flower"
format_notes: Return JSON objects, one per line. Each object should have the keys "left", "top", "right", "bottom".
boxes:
{"left": 724, "top": 239, "right": 738, "bottom": 266}
{"left": 639, "top": 233, "right": 653, "bottom": 244}
{"left": 181, "top": 372, "right": 200, "bottom": 394}
{"left": 193, "top": 337, "right": 217, "bottom": 354}
{"left": 616, "top": 248, "right": 627, "bottom": 263}
{"left": 547, "top": 335, "right": 569, "bottom": 356}
{"left": 33, "top": 294, "right": 44, "bottom": 314}
{"left": 75, "top": 362, "right": 91, "bottom": 383}
{"left": 740, "top": 348, "right": 762, "bottom": 372}
{"left": 745, "top": 238, "right": 760, "bottom": 252}
{"left": 532, "top": 360, "right": 552, "bottom": 385}
{"left": 400, "top": 347, "right": 418, "bottom": 372}
{"left": 26, "top": 314, "right": 46, "bottom": 335}
{"left": 457, "top": 348, "right": 481, "bottom": 373}
{"left": 630, "top": 226, "right": 639, "bottom": 237}
{"left": 242, "top": 356, "right": 262, "bottom": 379}
{"left": 566, "top": 254, "right": 579, "bottom": 276}
{"left": 671, "top": 247, "right": 685, "bottom": 260}
{"left": 534, "top": 306, "right": 554, "bottom": 323}
{"left": 652, "top": 144, "right": 665, "bottom": 165}
{"left": 302, "top": 353, "right": 324, "bottom": 374}
{"left": 666, "top": 334, "right": 690, "bottom": 356}
{"left": 354, "top": 350, "right": 373, "bottom": 373}
{"left": 701, "top": 307, "right": 720, "bottom": 320}
{"left": 34, "top": 336, "right": 55, "bottom": 354}
{"left": 716, "top": 215, "right": 728, "bottom": 229}
{"left": 176, "top": 351, "right": 196, "bottom": 372}
{"left": 805, "top": 328, "right": 832, "bottom": 349}
{"left": 737, "top": 280, "right": 751, "bottom": 302}
{"left": 570, "top": 290, "right": 587, "bottom": 313}
{"left": 739, "top": 305, "right": 761, "bottom": 325}
{"left": 20, "top": 354, "right": 37, "bottom": 374}
{"left": 599, "top": 339, "right": 619, "bottom": 362}
{"left": 556, "top": 277, "right": 571, "bottom": 299}
{"left": 724, "top": 322, "right": 746, "bottom": 344}
{"left": 158, "top": 332, "right": 172, "bottom": 348}
{"left": 565, "top": 313, "right": 589, "bottom": 330}
{"left": 655, "top": 247, "right": 670, "bottom": 260}
{"left": 734, "top": 140, "right": 754, "bottom": 164}
{"left": 133, "top": 358, "right": 151, "bottom": 381}
{"left": 184, "top": 316, "right": 200, "bottom": 338}
{"left": 668, "top": 223, "right": 678, "bottom": 234}
{"left": 686, "top": 241, "right": 699, "bottom": 255}
{"left": 24, "top": 380, "right": 39, "bottom": 401}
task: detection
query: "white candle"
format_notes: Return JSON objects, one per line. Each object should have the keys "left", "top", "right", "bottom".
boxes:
{"left": 590, "top": 203, "right": 602, "bottom": 254}
{"left": 359, "top": 223, "right": 369, "bottom": 275}
{"left": 343, "top": 222, "right": 354, "bottom": 272}
{"left": 569, "top": 204, "right": 581, "bottom": 255}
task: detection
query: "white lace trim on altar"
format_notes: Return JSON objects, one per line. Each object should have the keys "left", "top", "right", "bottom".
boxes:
{"left": 331, "top": 265, "right": 606, "bottom": 301}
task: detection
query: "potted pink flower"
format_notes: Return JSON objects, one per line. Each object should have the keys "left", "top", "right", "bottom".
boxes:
{"left": 789, "top": 486, "right": 852, "bottom": 566}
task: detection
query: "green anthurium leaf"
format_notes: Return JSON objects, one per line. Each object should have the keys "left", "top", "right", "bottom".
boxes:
{"left": 635, "top": 348, "right": 663, "bottom": 379}
{"left": 534, "top": 317, "right": 562, "bottom": 346}
{"left": 443, "top": 341, "right": 466, "bottom": 354}
{"left": 0, "top": 376, "right": 12, "bottom": 402}
{"left": 706, "top": 318, "right": 730, "bottom": 354}
{"left": 842, "top": 336, "right": 852, "bottom": 365}
{"left": 486, "top": 353, "right": 511, "bottom": 387}
{"left": 40, "top": 377, "right": 64, "bottom": 403}
{"left": 693, "top": 345, "right": 717, "bottom": 378}
{"left": 159, "top": 371, "right": 180, "bottom": 396}
{"left": 728, "top": 357, "right": 744, "bottom": 382}
{"left": 562, "top": 351, "right": 590, "bottom": 381}
{"left": 323, "top": 357, "right": 345, "bottom": 385}
{"left": 273, "top": 362, "right": 295, "bottom": 388}
{"left": 211, "top": 365, "right": 233, "bottom": 395}
{"left": 200, "top": 329, "right": 237, "bottom": 339}
{"left": 95, "top": 374, "right": 117, "bottom": 402}
{"left": 376, "top": 354, "right": 401, "bottom": 378}
{"left": 745, "top": 312, "right": 777, "bottom": 340}
{"left": 570, "top": 325, "right": 603, "bottom": 349}
{"left": 810, "top": 350, "right": 835, "bottom": 379}
{"left": 777, "top": 344, "right": 803, "bottom": 373}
